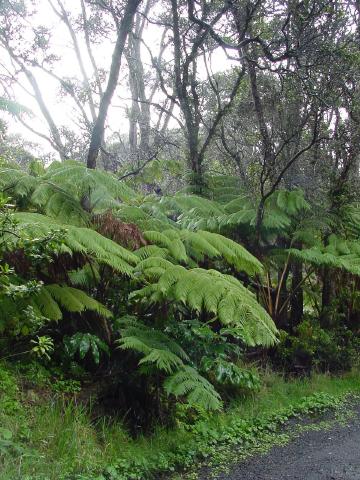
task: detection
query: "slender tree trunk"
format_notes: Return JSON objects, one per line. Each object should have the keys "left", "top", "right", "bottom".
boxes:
{"left": 87, "top": 0, "right": 142, "bottom": 169}
{"left": 25, "top": 71, "right": 66, "bottom": 159}
{"left": 126, "top": 9, "right": 151, "bottom": 161}
{"left": 80, "top": 0, "right": 103, "bottom": 98}
{"left": 170, "top": 0, "right": 203, "bottom": 189}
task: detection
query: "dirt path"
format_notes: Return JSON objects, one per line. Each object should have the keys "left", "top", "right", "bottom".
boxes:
{"left": 198, "top": 406, "right": 360, "bottom": 480}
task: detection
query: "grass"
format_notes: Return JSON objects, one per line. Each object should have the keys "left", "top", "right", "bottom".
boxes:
{"left": 1, "top": 367, "right": 360, "bottom": 480}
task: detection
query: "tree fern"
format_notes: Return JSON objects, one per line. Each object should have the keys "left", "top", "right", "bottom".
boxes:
{"left": 68, "top": 264, "right": 100, "bottom": 288}
{"left": 44, "top": 285, "right": 112, "bottom": 319}
{"left": 143, "top": 230, "right": 188, "bottom": 263}
{"left": 189, "top": 230, "right": 262, "bottom": 275}
{"left": 0, "top": 167, "right": 89, "bottom": 226}
{"left": 44, "top": 161, "right": 137, "bottom": 207}
{"left": 0, "top": 161, "right": 138, "bottom": 226}
{"left": 133, "top": 185, "right": 310, "bottom": 238}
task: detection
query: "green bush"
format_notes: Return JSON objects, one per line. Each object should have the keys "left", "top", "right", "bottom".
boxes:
{"left": 275, "top": 320, "right": 358, "bottom": 373}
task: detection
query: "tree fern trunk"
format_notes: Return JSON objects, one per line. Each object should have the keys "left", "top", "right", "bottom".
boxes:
{"left": 320, "top": 267, "right": 334, "bottom": 327}
{"left": 275, "top": 266, "right": 290, "bottom": 329}
{"left": 290, "top": 261, "right": 303, "bottom": 330}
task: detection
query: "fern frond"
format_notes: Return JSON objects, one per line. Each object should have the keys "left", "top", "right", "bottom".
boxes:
{"left": 44, "top": 161, "right": 137, "bottom": 206}
{"left": 134, "top": 245, "right": 170, "bottom": 261}
{"left": 133, "top": 265, "right": 277, "bottom": 347}
{"left": 117, "top": 317, "right": 221, "bottom": 410}
{"left": 141, "top": 228, "right": 262, "bottom": 275}
{"left": 46, "top": 285, "right": 111, "bottom": 318}
{"left": 0, "top": 167, "right": 89, "bottom": 226}
{"left": 117, "top": 317, "right": 189, "bottom": 373}
{"left": 115, "top": 205, "right": 175, "bottom": 232}
{"left": 287, "top": 236, "right": 360, "bottom": 276}
{"left": 68, "top": 264, "right": 100, "bottom": 287}
{"left": 29, "top": 284, "right": 111, "bottom": 321}
{"left": 30, "top": 183, "right": 89, "bottom": 226}
{"left": 11, "top": 212, "right": 138, "bottom": 274}
{"left": 195, "top": 231, "right": 263, "bottom": 275}
{"left": 164, "top": 365, "right": 222, "bottom": 410}
{"left": 143, "top": 230, "right": 188, "bottom": 263}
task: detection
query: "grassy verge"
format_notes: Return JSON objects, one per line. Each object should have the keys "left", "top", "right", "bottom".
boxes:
{"left": 1, "top": 366, "right": 360, "bottom": 480}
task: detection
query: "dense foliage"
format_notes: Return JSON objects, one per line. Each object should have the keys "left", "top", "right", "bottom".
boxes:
{"left": 0, "top": 158, "right": 359, "bottom": 425}
{"left": 0, "top": 160, "right": 279, "bottom": 417}
{"left": 0, "top": 0, "right": 360, "bottom": 478}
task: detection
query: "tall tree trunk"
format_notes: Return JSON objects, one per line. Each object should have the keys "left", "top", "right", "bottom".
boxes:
{"left": 170, "top": 0, "right": 202, "bottom": 189}
{"left": 126, "top": 7, "right": 151, "bottom": 161}
{"left": 80, "top": 0, "right": 103, "bottom": 98}
{"left": 87, "top": 0, "right": 142, "bottom": 169}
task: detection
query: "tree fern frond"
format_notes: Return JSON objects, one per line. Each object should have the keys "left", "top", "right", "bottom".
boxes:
{"left": 117, "top": 317, "right": 189, "bottom": 373}
{"left": 141, "top": 228, "right": 262, "bottom": 275}
{"left": 117, "top": 317, "right": 221, "bottom": 410}
{"left": 134, "top": 245, "right": 170, "bottom": 260}
{"left": 31, "top": 286, "right": 62, "bottom": 321}
{"left": 30, "top": 183, "right": 89, "bottom": 226}
{"left": 275, "top": 189, "right": 310, "bottom": 215}
{"left": 196, "top": 231, "right": 263, "bottom": 275}
{"left": 68, "top": 264, "right": 100, "bottom": 287}
{"left": 164, "top": 365, "right": 222, "bottom": 410}
{"left": 45, "top": 284, "right": 112, "bottom": 318}
{"left": 133, "top": 257, "right": 176, "bottom": 279}
{"left": 44, "top": 161, "right": 137, "bottom": 205}
{"left": 115, "top": 205, "right": 175, "bottom": 232}
{"left": 133, "top": 265, "right": 277, "bottom": 347}
{"left": 287, "top": 238, "right": 360, "bottom": 276}
{"left": 0, "top": 167, "right": 89, "bottom": 226}
{"left": 10, "top": 212, "right": 138, "bottom": 274}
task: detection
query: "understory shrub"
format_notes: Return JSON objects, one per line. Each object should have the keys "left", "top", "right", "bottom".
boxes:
{"left": 274, "top": 319, "right": 359, "bottom": 373}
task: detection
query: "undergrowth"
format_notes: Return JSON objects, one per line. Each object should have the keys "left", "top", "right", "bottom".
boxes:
{"left": 1, "top": 364, "right": 360, "bottom": 480}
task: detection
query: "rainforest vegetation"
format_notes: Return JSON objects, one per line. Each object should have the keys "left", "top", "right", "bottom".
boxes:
{"left": 0, "top": 0, "right": 360, "bottom": 479}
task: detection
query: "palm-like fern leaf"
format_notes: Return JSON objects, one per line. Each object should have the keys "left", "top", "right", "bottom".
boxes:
{"left": 287, "top": 234, "right": 360, "bottom": 276}
{"left": 0, "top": 167, "right": 89, "bottom": 226}
{"left": 164, "top": 365, "right": 222, "bottom": 410}
{"left": 0, "top": 161, "right": 138, "bottom": 226}
{"left": 133, "top": 262, "right": 277, "bottom": 347}
{"left": 141, "top": 229, "right": 262, "bottom": 275}
{"left": 10, "top": 212, "right": 138, "bottom": 274}
{"left": 32, "top": 284, "right": 112, "bottom": 321}
{"left": 117, "top": 317, "right": 221, "bottom": 410}
{"left": 117, "top": 316, "right": 189, "bottom": 373}
{"left": 44, "top": 161, "right": 137, "bottom": 208}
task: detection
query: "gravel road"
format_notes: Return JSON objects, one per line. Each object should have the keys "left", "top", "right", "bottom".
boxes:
{"left": 198, "top": 406, "right": 360, "bottom": 480}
